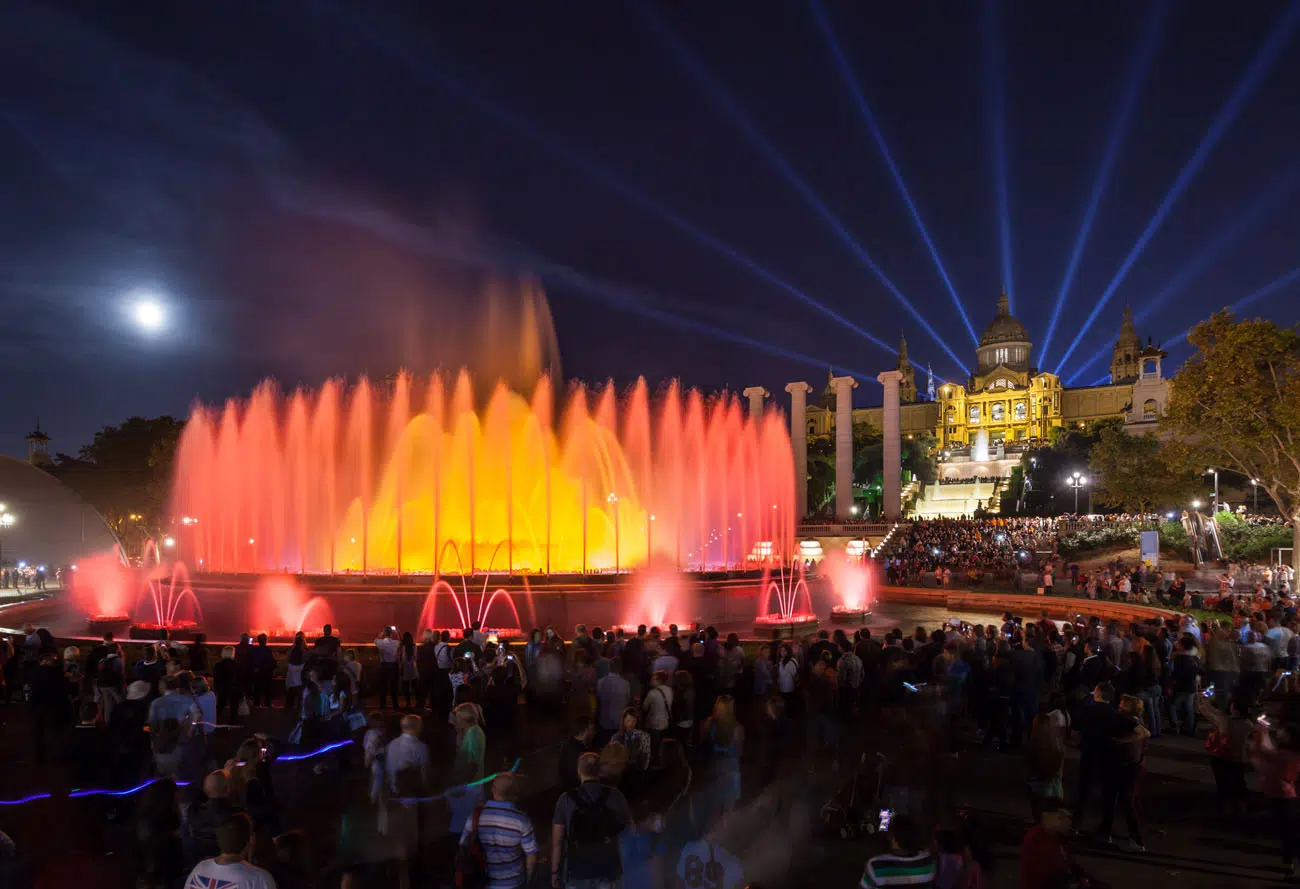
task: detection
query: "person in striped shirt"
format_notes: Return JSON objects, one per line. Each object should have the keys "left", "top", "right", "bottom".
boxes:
{"left": 860, "top": 815, "right": 936, "bottom": 888}
{"left": 460, "top": 773, "right": 539, "bottom": 889}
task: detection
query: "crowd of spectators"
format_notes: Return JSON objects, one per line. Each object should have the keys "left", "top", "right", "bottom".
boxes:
{"left": 7, "top": 584, "right": 1300, "bottom": 887}
{"left": 879, "top": 518, "right": 1054, "bottom": 587}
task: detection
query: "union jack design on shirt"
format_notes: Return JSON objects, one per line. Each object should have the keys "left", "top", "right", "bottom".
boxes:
{"left": 185, "top": 875, "right": 238, "bottom": 889}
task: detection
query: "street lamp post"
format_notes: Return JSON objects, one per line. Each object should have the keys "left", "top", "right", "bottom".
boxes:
{"left": 1251, "top": 478, "right": 1260, "bottom": 514}
{"left": 1207, "top": 468, "right": 1220, "bottom": 514}
{"left": 1066, "top": 471, "right": 1089, "bottom": 514}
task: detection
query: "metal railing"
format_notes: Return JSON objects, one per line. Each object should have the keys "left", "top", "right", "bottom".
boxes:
{"left": 797, "top": 521, "right": 894, "bottom": 536}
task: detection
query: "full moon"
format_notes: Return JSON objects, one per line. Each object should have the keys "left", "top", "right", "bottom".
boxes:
{"left": 130, "top": 297, "right": 166, "bottom": 333}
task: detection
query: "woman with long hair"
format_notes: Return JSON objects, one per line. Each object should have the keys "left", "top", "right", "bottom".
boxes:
{"left": 399, "top": 631, "right": 419, "bottom": 709}
{"left": 452, "top": 703, "right": 487, "bottom": 784}
{"left": 612, "top": 706, "right": 652, "bottom": 774}
{"left": 1025, "top": 713, "right": 1065, "bottom": 820}
{"left": 702, "top": 695, "right": 744, "bottom": 815}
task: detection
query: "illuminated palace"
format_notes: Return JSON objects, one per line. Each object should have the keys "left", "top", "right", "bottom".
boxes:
{"left": 805, "top": 292, "right": 1170, "bottom": 516}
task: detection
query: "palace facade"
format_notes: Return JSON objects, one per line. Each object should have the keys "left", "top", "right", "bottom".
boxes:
{"left": 806, "top": 292, "right": 1171, "bottom": 447}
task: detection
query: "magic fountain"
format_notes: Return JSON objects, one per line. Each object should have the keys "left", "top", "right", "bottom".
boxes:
{"left": 169, "top": 372, "right": 795, "bottom": 578}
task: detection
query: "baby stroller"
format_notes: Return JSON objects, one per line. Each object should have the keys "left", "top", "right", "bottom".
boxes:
{"left": 821, "top": 752, "right": 889, "bottom": 840}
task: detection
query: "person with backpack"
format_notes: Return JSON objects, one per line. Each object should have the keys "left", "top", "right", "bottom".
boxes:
{"left": 551, "top": 752, "right": 631, "bottom": 889}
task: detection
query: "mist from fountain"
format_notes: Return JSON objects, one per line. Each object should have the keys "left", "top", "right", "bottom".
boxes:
{"left": 620, "top": 564, "right": 695, "bottom": 633}
{"left": 70, "top": 547, "right": 134, "bottom": 620}
{"left": 248, "top": 576, "right": 336, "bottom": 640}
{"left": 822, "top": 550, "right": 876, "bottom": 617}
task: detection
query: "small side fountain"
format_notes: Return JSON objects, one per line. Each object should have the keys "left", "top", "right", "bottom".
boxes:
{"left": 823, "top": 550, "right": 875, "bottom": 623}
{"left": 248, "top": 576, "right": 335, "bottom": 641}
{"left": 129, "top": 542, "right": 203, "bottom": 640}
{"left": 754, "top": 558, "right": 818, "bottom": 635}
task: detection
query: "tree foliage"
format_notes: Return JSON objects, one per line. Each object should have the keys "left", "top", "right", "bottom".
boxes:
{"left": 1213, "top": 511, "right": 1294, "bottom": 563}
{"left": 1161, "top": 312, "right": 1300, "bottom": 567}
{"left": 49, "top": 416, "right": 182, "bottom": 545}
{"left": 1088, "top": 423, "right": 1200, "bottom": 513}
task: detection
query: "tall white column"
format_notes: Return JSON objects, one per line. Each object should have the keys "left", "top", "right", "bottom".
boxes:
{"left": 785, "top": 382, "right": 812, "bottom": 519}
{"left": 741, "top": 386, "right": 769, "bottom": 421}
{"left": 877, "top": 370, "right": 903, "bottom": 521}
{"left": 831, "top": 375, "right": 858, "bottom": 520}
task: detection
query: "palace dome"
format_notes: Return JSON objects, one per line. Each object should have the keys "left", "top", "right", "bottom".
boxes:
{"left": 979, "top": 291, "right": 1030, "bottom": 347}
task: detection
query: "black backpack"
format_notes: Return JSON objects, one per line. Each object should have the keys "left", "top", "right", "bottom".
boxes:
{"left": 565, "top": 787, "right": 623, "bottom": 880}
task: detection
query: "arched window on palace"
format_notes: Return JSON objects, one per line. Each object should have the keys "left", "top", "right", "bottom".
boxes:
{"left": 969, "top": 405, "right": 980, "bottom": 423}
{"left": 1143, "top": 399, "right": 1157, "bottom": 420}
{"left": 1014, "top": 402, "right": 1027, "bottom": 420}
{"left": 946, "top": 409, "right": 955, "bottom": 424}
{"left": 991, "top": 402, "right": 1005, "bottom": 421}
{"left": 808, "top": 422, "right": 816, "bottom": 436}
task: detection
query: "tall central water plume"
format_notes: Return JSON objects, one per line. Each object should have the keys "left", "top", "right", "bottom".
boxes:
{"left": 170, "top": 372, "right": 796, "bottom": 575}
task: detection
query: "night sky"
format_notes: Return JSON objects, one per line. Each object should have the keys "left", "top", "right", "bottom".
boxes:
{"left": 3, "top": 0, "right": 1299, "bottom": 456}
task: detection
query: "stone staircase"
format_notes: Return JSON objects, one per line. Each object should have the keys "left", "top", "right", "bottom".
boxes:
{"left": 910, "top": 478, "right": 1004, "bottom": 518}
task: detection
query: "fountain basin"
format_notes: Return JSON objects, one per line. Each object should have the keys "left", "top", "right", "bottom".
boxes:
{"left": 248, "top": 627, "right": 333, "bottom": 643}
{"left": 830, "top": 606, "right": 873, "bottom": 623}
{"left": 129, "top": 620, "right": 201, "bottom": 642}
{"left": 753, "top": 612, "right": 818, "bottom": 634}
{"left": 428, "top": 627, "right": 525, "bottom": 643}
{"left": 613, "top": 621, "right": 694, "bottom": 636}
{"left": 86, "top": 614, "right": 132, "bottom": 635}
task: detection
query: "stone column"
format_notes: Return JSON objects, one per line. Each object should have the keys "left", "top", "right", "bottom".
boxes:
{"left": 741, "top": 386, "right": 769, "bottom": 421}
{"left": 877, "top": 370, "right": 903, "bottom": 521}
{"left": 784, "top": 382, "right": 812, "bottom": 519}
{"left": 831, "top": 375, "right": 858, "bottom": 520}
